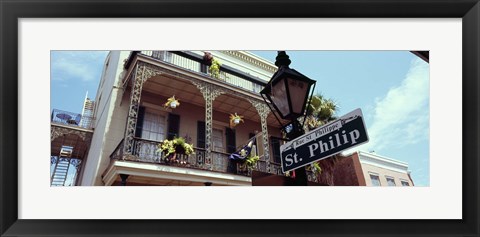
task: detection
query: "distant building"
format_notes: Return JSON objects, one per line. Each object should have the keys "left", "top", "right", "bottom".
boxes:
{"left": 50, "top": 108, "right": 93, "bottom": 186}
{"left": 323, "top": 151, "right": 414, "bottom": 186}
{"left": 80, "top": 93, "right": 95, "bottom": 128}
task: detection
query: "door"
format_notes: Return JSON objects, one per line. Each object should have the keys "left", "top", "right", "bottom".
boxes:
{"left": 212, "top": 128, "right": 227, "bottom": 171}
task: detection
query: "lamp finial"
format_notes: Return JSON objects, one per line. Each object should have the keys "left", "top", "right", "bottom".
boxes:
{"left": 275, "top": 51, "right": 291, "bottom": 67}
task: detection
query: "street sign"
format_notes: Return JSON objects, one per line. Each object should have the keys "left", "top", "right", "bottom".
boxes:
{"left": 280, "top": 108, "right": 369, "bottom": 173}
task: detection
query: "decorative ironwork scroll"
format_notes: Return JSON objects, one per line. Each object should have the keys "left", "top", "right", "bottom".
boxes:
{"left": 123, "top": 63, "right": 163, "bottom": 156}
{"left": 248, "top": 99, "right": 271, "bottom": 173}
{"left": 191, "top": 81, "right": 225, "bottom": 168}
{"left": 50, "top": 125, "right": 92, "bottom": 143}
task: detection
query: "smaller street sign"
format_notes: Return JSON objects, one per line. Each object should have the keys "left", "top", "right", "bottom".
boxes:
{"left": 280, "top": 108, "right": 369, "bottom": 173}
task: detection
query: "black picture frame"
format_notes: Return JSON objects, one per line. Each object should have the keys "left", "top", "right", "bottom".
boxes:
{"left": 1, "top": 0, "right": 479, "bottom": 236}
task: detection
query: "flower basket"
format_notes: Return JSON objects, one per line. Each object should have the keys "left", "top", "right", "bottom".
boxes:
{"left": 229, "top": 113, "right": 244, "bottom": 128}
{"left": 157, "top": 137, "right": 194, "bottom": 164}
{"left": 164, "top": 96, "right": 180, "bottom": 109}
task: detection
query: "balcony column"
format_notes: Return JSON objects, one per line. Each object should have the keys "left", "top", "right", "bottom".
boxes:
{"left": 123, "top": 63, "right": 162, "bottom": 158}
{"left": 119, "top": 174, "right": 129, "bottom": 186}
{"left": 249, "top": 99, "right": 271, "bottom": 173}
{"left": 192, "top": 81, "right": 224, "bottom": 169}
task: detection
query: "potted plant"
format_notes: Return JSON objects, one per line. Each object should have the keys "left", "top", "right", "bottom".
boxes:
{"left": 229, "top": 113, "right": 244, "bottom": 128}
{"left": 237, "top": 153, "right": 259, "bottom": 172}
{"left": 157, "top": 137, "right": 194, "bottom": 164}
{"left": 164, "top": 95, "right": 180, "bottom": 109}
{"left": 209, "top": 58, "right": 221, "bottom": 79}
{"left": 244, "top": 155, "right": 259, "bottom": 170}
{"left": 203, "top": 52, "right": 221, "bottom": 79}
{"left": 306, "top": 162, "right": 322, "bottom": 175}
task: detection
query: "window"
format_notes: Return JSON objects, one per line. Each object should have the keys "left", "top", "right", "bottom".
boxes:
{"left": 141, "top": 111, "right": 166, "bottom": 142}
{"left": 135, "top": 108, "right": 167, "bottom": 162}
{"left": 270, "top": 137, "right": 281, "bottom": 164}
{"left": 386, "top": 177, "right": 396, "bottom": 186}
{"left": 401, "top": 180, "right": 410, "bottom": 186}
{"left": 370, "top": 174, "right": 381, "bottom": 186}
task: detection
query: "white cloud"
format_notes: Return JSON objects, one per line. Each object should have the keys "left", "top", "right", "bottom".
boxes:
{"left": 51, "top": 51, "right": 108, "bottom": 82}
{"left": 356, "top": 58, "right": 430, "bottom": 152}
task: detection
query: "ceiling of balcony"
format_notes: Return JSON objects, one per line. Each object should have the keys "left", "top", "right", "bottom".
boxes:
{"left": 141, "top": 74, "right": 285, "bottom": 127}
{"left": 51, "top": 125, "right": 92, "bottom": 158}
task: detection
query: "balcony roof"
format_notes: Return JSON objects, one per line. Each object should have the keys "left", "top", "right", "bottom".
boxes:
{"left": 126, "top": 54, "right": 288, "bottom": 126}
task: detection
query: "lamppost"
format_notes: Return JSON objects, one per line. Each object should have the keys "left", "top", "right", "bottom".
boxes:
{"left": 260, "top": 51, "right": 316, "bottom": 186}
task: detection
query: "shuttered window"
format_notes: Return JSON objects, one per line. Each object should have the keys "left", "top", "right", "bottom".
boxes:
{"left": 134, "top": 106, "right": 146, "bottom": 138}
{"left": 225, "top": 127, "right": 236, "bottom": 154}
{"left": 167, "top": 113, "right": 180, "bottom": 140}
{"left": 197, "top": 121, "right": 206, "bottom": 149}
{"left": 270, "top": 137, "right": 281, "bottom": 163}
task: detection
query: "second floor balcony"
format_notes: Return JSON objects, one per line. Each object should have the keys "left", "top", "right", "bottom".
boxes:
{"left": 107, "top": 137, "right": 319, "bottom": 185}
{"left": 105, "top": 51, "right": 320, "bottom": 185}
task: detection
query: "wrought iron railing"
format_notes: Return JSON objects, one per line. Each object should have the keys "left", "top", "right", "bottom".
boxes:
{"left": 51, "top": 109, "right": 93, "bottom": 129}
{"left": 138, "top": 51, "right": 265, "bottom": 93}
{"left": 109, "top": 138, "right": 321, "bottom": 182}
{"left": 110, "top": 137, "right": 249, "bottom": 175}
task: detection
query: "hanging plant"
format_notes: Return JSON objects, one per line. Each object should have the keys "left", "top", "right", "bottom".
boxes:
{"left": 209, "top": 58, "right": 221, "bottom": 79}
{"left": 229, "top": 113, "right": 244, "bottom": 128}
{"left": 164, "top": 95, "right": 180, "bottom": 109}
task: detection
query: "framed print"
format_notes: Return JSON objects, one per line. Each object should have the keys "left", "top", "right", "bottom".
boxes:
{"left": 1, "top": 0, "right": 479, "bottom": 236}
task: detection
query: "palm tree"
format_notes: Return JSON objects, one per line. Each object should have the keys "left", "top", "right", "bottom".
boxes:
{"left": 303, "top": 94, "right": 340, "bottom": 186}
{"left": 304, "top": 94, "right": 338, "bottom": 130}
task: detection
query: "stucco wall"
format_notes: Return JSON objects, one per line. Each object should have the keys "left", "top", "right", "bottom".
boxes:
{"left": 80, "top": 51, "right": 130, "bottom": 186}
{"left": 360, "top": 162, "right": 413, "bottom": 186}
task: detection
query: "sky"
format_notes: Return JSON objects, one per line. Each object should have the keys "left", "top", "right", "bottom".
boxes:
{"left": 51, "top": 50, "right": 429, "bottom": 186}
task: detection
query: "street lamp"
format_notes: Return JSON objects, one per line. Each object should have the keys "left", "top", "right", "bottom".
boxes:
{"left": 260, "top": 51, "right": 316, "bottom": 185}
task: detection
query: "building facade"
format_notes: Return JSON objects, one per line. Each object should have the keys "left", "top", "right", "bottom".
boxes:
{"left": 50, "top": 50, "right": 320, "bottom": 186}
{"left": 50, "top": 105, "right": 94, "bottom": 186}
{"left": 327, "top": 151, "right": 415, "bottom": 186}
{"left": 50, "top": 51, "right": 414, "bottom": 187}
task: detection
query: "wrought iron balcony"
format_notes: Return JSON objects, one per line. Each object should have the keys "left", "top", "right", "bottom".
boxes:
{"left": 110, "top": 137, "right": 319, "bottom": 182}
{"left": 129, "top": 51, "right": 266, "bottom": 94}
{"left": 110, "top": 137, "right": 262, "bottom": 176}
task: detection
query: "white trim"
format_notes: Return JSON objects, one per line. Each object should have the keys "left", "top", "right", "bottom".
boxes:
{"left": 103, "top": 160, "right": 251, "bottom": 186}
{"left": 356, "top": 151, "right": 410, "bottom": 174}
{"left": 368, "top": 171, "right": 380, "bottom": 176}
{"left": 141, "top": 101, "right": 172, "bottom": 113}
